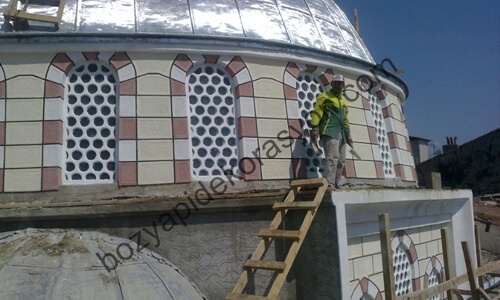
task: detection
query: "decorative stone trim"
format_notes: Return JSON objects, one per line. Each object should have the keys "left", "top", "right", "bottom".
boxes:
{"left": 392, "top": 230, "right": 420, "bottom": 294}
{"left": 350, "top": 277, "right": 383, "bottom": 300}
{"left": 43, "top": 52, "right": 138, "bottom": 190}
{"left": 170, "top": 54, "right": 259, "bottom": 182}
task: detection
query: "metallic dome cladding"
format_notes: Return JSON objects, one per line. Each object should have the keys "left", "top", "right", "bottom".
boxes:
{"left": 5, "top": 0, "right": 374, "bottom": 63}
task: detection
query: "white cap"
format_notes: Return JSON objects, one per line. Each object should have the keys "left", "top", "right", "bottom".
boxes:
{"left": 332, "top": 74, "right": 345, "bottom": 82}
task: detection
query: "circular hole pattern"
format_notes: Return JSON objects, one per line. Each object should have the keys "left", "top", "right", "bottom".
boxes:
{"left": 187, "top": 65, "right": 238, "bottom": 177}
{"left": 393, "top": 246, "right": 413, "bottom": 296}
{"left": 296, "top": 73, "right": 325, "bottom": 178}
{"left": 369, "top": 95, "right": 394, "bottom": 177}
{"left": 65, "top": 62, "right": 117, "bottom": 183}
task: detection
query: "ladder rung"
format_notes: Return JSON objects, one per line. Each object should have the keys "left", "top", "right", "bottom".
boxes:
{"left": 289, "top": 178, "right": 327, "bottom": 188}
{"left": 258, "top": 229, "right": 301, "bottom": 240}
{"left": 273, "top": 201, "right": 317, "bottom": 210}
{"left": 243, "top": 260, "right": 286, "bottom": 271}
{"left": 226, "top": 292, "right": 268, "bottom": 300}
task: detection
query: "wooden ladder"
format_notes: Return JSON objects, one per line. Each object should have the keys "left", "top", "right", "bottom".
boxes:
{"left": 226, "top": 177, "right": 328, "bottom": 300}
{"left": 3, "top": 0, "right": 66, "bottom": 29}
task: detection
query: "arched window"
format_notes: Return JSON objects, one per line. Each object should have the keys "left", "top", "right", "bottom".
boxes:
{"left": 296, "top": 72, "right": 325, "bottom": 178}
{"left": 393, "top": 244, "right": 413, "bottom": 296}
{"left": 186, "top": 64, "right": 238, "bottom": 179}
{"left": 367, "top": 94, "right": 394, "bottom": 177}
{"left": 64, "top": 62, "right": 118, "bottom": 184}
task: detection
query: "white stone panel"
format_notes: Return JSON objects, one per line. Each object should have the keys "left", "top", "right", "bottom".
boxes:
{"left": 43, "top": 144, "right": 62, "bottom": 167}
{"left": 238, "top": 137, "right": 259, "bottom": 158}
{"left": 236, "top": 97, "right": 255, "bottom": 117}
{"left": 46, "top": 65, "right": 66, "bottom": 85}
{"left": 234, "top": 68, "right": 251, "bottom": 84}
{"left": 170, "top": 65, "right": 186, "bottom": 83}
{"left": 44, "top": 98, "right": 64, "bottom": 121}
{"left": 285, "top": 100, "right": 300, "bottom": 119}
{"left": 174, "top": 139, "right": 190, "bottom": 160}
{"left": 170, "top": 96, "right": 187, "bottom": 117}
{"left": 117, "top": 64, "right": 135, "bottom": 82}
{"left": 118, "top": 140, "right": 136, "bottom": 162}
{"left": 119, "top": 95, "right": 136, "bottom": 117}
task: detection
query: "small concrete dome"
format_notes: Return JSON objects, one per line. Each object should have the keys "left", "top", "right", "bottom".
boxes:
{"left": 0, "top": 228, "right": 206, "bottom": 300}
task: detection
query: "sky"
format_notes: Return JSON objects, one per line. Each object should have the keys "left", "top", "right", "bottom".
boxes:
{"left": 337, "top": 1, "right": 500, "bottom": 154}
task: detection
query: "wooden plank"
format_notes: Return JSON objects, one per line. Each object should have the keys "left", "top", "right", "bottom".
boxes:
{"left": 440, "top": 228, "right": 453, "bottom": 300}
{"left": 272, "top": 201, "right": 317, "bottom": 210}
{"left": 13, "top": 11, "right": 59, "bottom": 24}
{"left": 463, "top": 241, "right": 480, "bottom": 300}
{"left": 379, "top": 213, "right": 396, "bottom": 300}
{"left": 225, "top": 292, "right": 269, "bottom": 300}
{"left": 289, "top": 177, "right": 326, "bottom": 188}
{"left": 258, "top": 229, "right": 301, "bottom": 240}
{"left": 475, "top": 224, "right": 484, "bottom": 289}
{"left": 397, "top": 260, "right": 500, "bottom": 299}
{"left": 243, "top": 260, "right": 285, "bottom": 271}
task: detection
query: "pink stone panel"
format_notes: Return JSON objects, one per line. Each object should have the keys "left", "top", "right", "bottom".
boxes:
{"left": 172, "top": 117, "right": 189, "bottom": 139}
{"left": 42, "top": 167, "right": 62, "bottom": 191}
{"left": 424, "top": 274, "right": 430, "bottom": 288}
{"left": 203, "top": 55, "right": 219, "bottom": 64}
{"left": 0, "top": 81, "right": 5, "bottom": 98}
{"left": 235, "top": 82, "right": 253, "bottom": 98}
{"left": 51, "top": 53, "right": 75, "bottom": 74}
{"left": 375, "top": 161, "right": 385, "bottom": 179}
{"left": 287, "top": 119, "right": 302, "bottom": 138}
{"left": 175, "top": 160, "right": 191, "bottom": 183}
{"left": 120, "top": 79, "right": 136, "bottom": 95}
{"left": 239, "top": 158, "right": 262, "bottom": 181}
{"left": 412, "top": 278, "right": 421, "bottom": 292}
{"left": 109, "top": 52, "right": 131, "bottom": 70}
{"left": 238, "top": 117, "right": 257, "bottom": 138}
{"left": 319, "top": 69, "right": 334, "bottom": 85}
{"left": 119, "top": 118, "right": 137, "bottom": 140}
{"left": 344, "top": 159, "right": 356, "bottom": 178}
{"left": 387, "top": 132, "right": 400, "bottom": 148}
{"left": 376, "top": 86, "right": 388, "bottom": 100}
{"left": 362, "top": 97, "right": 371, "bottom": 110}
{"left": 305, "top": 64, "right": 317, "bottom": 73}
{"left": 174, "top": 54, "right": 193, "bottom": 72}
{"left": 119, "top": 162, "right": 137, "bottom": 186}
{"left": 382, "top": 106, "right": 393, "bottom": 118}
{"left": 45, "top": 81, "right": 64, "bottom": 98}
{"left": 43, "top": 120, "right": 63, "bottom": 144}
{"left": 0, "top": 169, "right": 3, "bottom": 192}
{"left": 412, "top": 168, "right": 418, "bottom": 182}
{"left": 284, "top": 85, "right": 298, "bottom": 100}
{"left": 394, "top": 165, "right": 404, "bottom": 180}
{"left": 368, "top": 127, "right": 378, "bottom": 144}
{"left": 360, "top": 278, "right": 369, "bottom": 293}
{"left": 0, "top": 122, "right": 4, "bottom": 145}
{"left": 285, "top": 62, "right": 300, "bottom": 78}
{"left": 225, "top": 57, "right": 245, "bottom": 77}
{"left": 292, "top": 158, "right": 307, "bottom": 179}
{"left": 83, "top": 52, "right": 99, "bottom": 61}
{"left": 170, "top": 79, "right": 186, "bottom": 96}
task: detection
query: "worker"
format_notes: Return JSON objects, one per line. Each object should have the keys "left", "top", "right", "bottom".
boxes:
{"left": 310, "top": 74, "right": 353, "bottom": 189}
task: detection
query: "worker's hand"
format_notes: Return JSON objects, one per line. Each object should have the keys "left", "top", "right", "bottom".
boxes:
{"left": 311, "top": 130, "right": 319, "bottom": 141}
{"left": 347, "top": 133, "right": 353, "bottom": 148}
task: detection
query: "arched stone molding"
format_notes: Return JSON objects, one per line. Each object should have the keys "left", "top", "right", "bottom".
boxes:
{"left": 43, "top": 52, "right": 138, "bottom": 190}
{"left": 0, "top": 64, "right": 5, "bottom": 192}
{"left": 391, "top": 230, "right": 420, "bottom": 293}
{"left": 170, "top": 54, "right": 260, "bottom": 183}
{"left": 350, "top": 277, "right": 383, "bottom": 300}
{"left": 424, "top": 256, "right": 445, "bottom": 298}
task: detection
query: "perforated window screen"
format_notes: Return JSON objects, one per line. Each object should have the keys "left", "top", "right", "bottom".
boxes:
{"left": 187, "top": 65, "right": 238, "bottom": 179}
{"left": 393, "top": 245, "right": 413, "bottom": 296}
{"left": 64, "top": 62, "right": 118, "bottom": 184}
{"left": 368, "top": 95, "right": 394, "bottom": 177}
{"left": 428, "top": 269, "right": 440, "bottom": 300}
{"left": 296, "top": 73, "right": 324, "bottom": 178}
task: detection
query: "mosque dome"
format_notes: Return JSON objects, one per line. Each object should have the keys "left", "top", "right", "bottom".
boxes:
{"left": 0, "top": 228, "right": 207, "bottom": 299}
{"left": 1, "top": 0, "right": 374, "bottom": 63}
